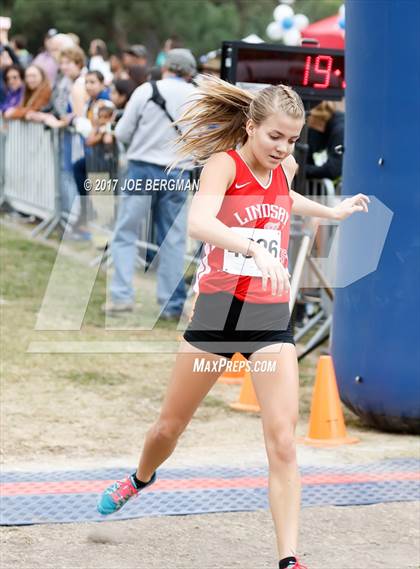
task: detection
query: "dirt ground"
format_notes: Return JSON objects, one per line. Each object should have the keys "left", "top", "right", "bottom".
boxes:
{"left": 2, "top": 349, "right": 419, "bottom": 569}
{"left": 2, "top": 503, "right": 419, "bottom": 569}
{"left": 1, "top": 221, "right": 419, "bottom": 569}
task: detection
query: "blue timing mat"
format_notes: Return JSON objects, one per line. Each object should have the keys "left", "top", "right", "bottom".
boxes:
{"left": 1, "top": 458, "right": 418, "bottom": 526}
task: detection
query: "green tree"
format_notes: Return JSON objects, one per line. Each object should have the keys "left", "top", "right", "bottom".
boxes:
{"left": 293, "top": 0, "right": 342, "bottom": 22}
{"left": 5, "top": 0, "right": 342, "bottom": 60}
{"left": 6, "top": 0, "right": 276, "bottom": 58}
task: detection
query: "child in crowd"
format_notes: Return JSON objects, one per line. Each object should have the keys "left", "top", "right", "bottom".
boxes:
{"left": 84, "top": 70, "right": 109, "bottom": 119}
{"left": 86, "top": 101, "right": 115, "bottom": 147}
{"left": 70, "top": 70, "right": 110, "bottom": 239}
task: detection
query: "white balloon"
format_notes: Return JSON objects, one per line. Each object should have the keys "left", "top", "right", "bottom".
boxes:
{"left": 241, "top": 34, "right": 264, "bottom": 44}
{"left": 266, "top": 21, "right": 284, "bottom": 41}
{"left": 339, "top": 4, "right": 345, "bottom": 18}
{"left": 294, "top": 13, "right": 309, "bottom": 31}
{"left": 282, "top": 27, "right": 301, "bottom": 46}
{"left": 273, "top": 4, "right": 294, "bottom": 22}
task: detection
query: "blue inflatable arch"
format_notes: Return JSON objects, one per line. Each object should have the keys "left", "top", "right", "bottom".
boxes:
{"left": 331, "top": 0, "right": 420, "bottom": 432}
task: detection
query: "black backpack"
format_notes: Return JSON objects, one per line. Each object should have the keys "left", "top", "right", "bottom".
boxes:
{"left": 148, "top": 80, "right": 182, "bottom": 136}
{"left": 140, "top": 80, "right": 202, "bottom": 182}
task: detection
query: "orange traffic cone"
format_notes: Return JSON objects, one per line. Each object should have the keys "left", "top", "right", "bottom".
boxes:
{"left": 229, "top": 370, "right": 260, "bottom": 412}
{"left": 300, "top": 355, "right": 359, "bottom": 447}
{"left": 218, "top": 352, "right": 247, "bottom": 385}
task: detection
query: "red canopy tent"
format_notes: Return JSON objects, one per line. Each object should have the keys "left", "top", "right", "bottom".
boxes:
{"left": 301, "top": 14, "right": 345, "bottom": 49}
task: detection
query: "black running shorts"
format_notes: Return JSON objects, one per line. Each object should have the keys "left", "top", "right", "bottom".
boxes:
{"left": 183, "top": 292, "right": 295, "bottom": 360}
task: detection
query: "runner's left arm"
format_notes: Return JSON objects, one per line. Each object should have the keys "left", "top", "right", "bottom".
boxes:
{"left": 290, "top": 189, "right": 370, "bottom": 221}
{"left": 282, "top": 156, "right": 370, "bottom": 221}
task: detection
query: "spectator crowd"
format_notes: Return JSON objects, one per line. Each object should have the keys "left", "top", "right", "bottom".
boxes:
{"left": 1, "top": 25, "right": 202, "bottom": 319}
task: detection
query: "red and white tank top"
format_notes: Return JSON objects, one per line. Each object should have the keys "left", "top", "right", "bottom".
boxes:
{"left": 194, "top": 149, "right": 293, "bottom": 304}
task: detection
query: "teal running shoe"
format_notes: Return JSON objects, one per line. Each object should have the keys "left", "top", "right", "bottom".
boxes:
{"left": 97, "top": 471, "right": 156, "bottom": 515}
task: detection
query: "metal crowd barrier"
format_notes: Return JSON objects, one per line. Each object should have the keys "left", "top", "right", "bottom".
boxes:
{"left": 0, "top": 118, "right": 201, "bottom": 263}
{"left": 0, "top": 118, "right": 6, "bottom": 200}
{"left": 0, "top": 118, "right": 60, "bottom": 231}
{"left": 289, "top": 177, "right": 339, "bottom": 282}
{"left": 0, "top": 119, "right": 119, "bottom": 239}
{"left": 288, "top": 177, "right": 341, "bottom": 359}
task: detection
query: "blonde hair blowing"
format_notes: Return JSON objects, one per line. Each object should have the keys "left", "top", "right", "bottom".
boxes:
{"left": 172, "top": 75, "right": 305, "bottom": 167}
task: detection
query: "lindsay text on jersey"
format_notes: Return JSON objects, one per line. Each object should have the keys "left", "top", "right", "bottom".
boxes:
{"left": 233, "top": 203, "right": 289, "bottom": 226}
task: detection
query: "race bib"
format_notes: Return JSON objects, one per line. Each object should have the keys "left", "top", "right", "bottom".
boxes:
{"left": 223, "top": 227, "right": 281, "bottom": 277}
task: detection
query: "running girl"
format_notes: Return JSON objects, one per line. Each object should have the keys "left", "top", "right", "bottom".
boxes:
{"left": 97, "top": 76, "right": 369, "bottom": 569}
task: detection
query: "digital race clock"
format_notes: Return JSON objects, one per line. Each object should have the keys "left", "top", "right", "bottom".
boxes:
{"left": 221, "top": 41, "right": 345, "bottom": 101}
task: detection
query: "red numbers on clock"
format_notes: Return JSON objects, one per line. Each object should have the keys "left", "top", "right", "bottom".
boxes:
{"left": 303, "top": 55, "right": 311, "bottom": 86}
{"left": 302, "top": 55, "right": 344, "bottom": 89}
{"left": 313, "top": 55, "right": 332, "bottom": 88}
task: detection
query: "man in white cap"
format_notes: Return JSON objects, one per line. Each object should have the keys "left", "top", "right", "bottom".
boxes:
{"left": 106, "top": 48, "right": 197, "bottom": 320}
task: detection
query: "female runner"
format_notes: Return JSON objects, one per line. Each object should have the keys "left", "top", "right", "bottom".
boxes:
{"left": 97, "top": 76, "right": 369, "bottom": 569}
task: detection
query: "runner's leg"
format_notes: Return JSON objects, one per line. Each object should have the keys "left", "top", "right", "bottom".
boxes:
{"left": 136, "top": 340, "right": 228, "bottom": 481}
{"left": 249, "top": 343, "right": 300, "bottom": 560}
